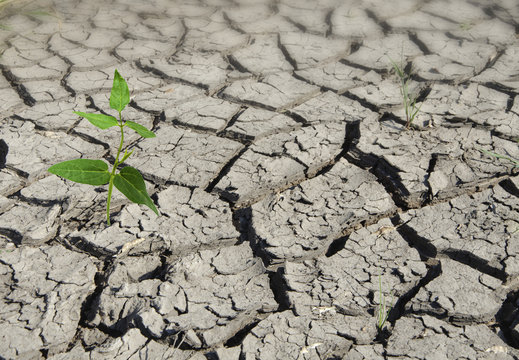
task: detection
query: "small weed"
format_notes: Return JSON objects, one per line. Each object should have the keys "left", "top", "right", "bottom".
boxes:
{"left": 48, "top": 69, "right": 159, "bottom": 226}
{"left": 479, "top": 147, "right": 519, "bottom": 168}
{"left": 389, "top": 56, "right": 422, "bottom": 130}
{"left": 0, "top": 1, "right": 62, "bottom": 35}
{"left": 459, "top": 21, "right": 474, "bottom": 31}
{"left": 376, "top": 273, "right": 394, "bottom": 331}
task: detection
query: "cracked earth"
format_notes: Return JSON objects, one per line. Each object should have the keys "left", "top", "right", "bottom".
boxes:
{"left": 1, "top": 0, "right": 519, "bottom": 359}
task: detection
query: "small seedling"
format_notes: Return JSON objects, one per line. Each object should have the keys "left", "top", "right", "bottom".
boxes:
{"left": 376, "top": 274, "right": 394, "bottom": 330}
{"left": 459, "top": 21, "right": 474, "bottom": 31}
{"left": 48, "top": 69, "right": 159, "bottom": 225}
{"left": 479, "top": 147, "right": 519, "bottom": 168}
{"left": 389, "top": 56, "right": 422, "bottom": 130}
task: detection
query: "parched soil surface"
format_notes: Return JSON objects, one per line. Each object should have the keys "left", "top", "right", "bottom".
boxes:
{"left": 1, "top": 0, "right": 519, "bottom": 359}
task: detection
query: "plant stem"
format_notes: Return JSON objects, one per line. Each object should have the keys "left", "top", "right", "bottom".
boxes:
{"left": 106, "top": 111, "right": 125, "bottom": 225}
{"left": 106, "top": 180, "right": 114, "bottom": 226}
{"left": 378, "top": 274, "right": 383, "bottom": 328}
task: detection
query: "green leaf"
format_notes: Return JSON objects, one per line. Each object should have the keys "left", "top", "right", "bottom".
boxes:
{"left": 120, "top": 149, "right": 134, "bottom": 164}
{"left": 25, "top": 10, "right": 59, "bottom": 19}
{"left": 389, "top": 57, "right": 404, "bottom": 79}
{"left": 114, "top": 167, "right": 159, "bottom": 215}
{"left": 125, "top": 120, "right": 155, "bottom": 138}
{"left": 48, "top": 159, "right": 110, "bottom": 185}
{"left": 110, "top": 69, "right": 130, "bottom": 113}
{"left": 74, "top": 111, "right": 118, "bottom": 130}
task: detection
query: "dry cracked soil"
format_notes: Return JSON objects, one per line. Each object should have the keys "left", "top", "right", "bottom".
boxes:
{"left": 1, "top": 0, "right": 519, "bottom": 359}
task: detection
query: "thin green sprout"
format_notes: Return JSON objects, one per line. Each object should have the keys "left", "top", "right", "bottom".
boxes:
{"left": 389, "top": 57, "right": 422, "bottom": 130}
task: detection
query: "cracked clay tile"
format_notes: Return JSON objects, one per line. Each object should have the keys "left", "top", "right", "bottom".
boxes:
{"left": 283, "top": 217, "right": 427, "bottom": 322}
{"left": 215, "top": 121, "right": 346, "bottom": 207}
{"left": 251, "top": 158, "right": 395, "bottom": 264}
{"left": 406, "top": 258, "right": 506, "bottom": 323}
{"left": 0, "top": 245, "right": 96, "bottom": 359}
{"left": 92, "top": 243, "right": 276, "bottom": 349}
{"left": 221, "top": 72, "right": 320, "bottom": 111}
{"left": 126, "top": 123, "right": 244, "bottom": 188}
{"left": 386, "top": 315, "right": 519, "bottom": 359}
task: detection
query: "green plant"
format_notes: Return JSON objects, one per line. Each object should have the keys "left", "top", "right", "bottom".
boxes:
{"left": 0, "top": 0, "right": 58, "bottom": 29}
{"left": 479, "top": 147, "right": 519, "bottom": 168}
{"left": 376, "top": 273, "right": 394, "bottom": 330}
{"left": 48, "top": 69, "right": 159, "bottom": 225}
{"left": 459, "top": 21, "right": 474, "bottom": 30}
{"left": 389, "top": 56, "right": 422, "bottom": 130}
